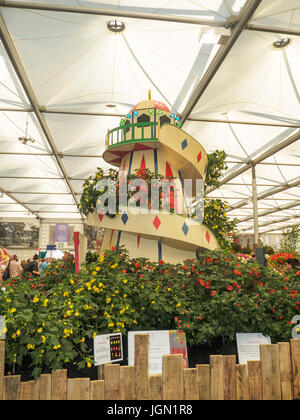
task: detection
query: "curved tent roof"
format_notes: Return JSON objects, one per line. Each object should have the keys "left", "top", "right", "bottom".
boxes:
{"left": 0, "top": 0, "right": 299, "bottom": 236}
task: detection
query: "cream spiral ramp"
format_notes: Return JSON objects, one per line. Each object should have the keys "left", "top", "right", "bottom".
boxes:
{"left": 87, "top": 97, "right": 219, "bottom": 263}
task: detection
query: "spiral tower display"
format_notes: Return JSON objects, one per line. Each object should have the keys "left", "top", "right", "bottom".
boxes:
{"left": 87, "top": 97, "right": 219, "bottom": 263}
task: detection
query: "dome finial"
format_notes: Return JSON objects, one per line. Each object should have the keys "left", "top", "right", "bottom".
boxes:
{"left": 148, "top": 90, "right": 152, "bottom": 100}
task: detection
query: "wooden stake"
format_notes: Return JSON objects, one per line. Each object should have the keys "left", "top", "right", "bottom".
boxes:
{"left": 260, "top": 344, "right": 281, "bottom": 400}
{"left": 247, "top": 361, "right": 262, "bottom": 400}
{"left": 224, "top": 355, "right": 237, "bottom": 400}
{"left": 290, "top": 339, "right": 300, "bottom": 399}
{"left": 278, "top": 342, "right": 293, "bottom": 400}
{"left": 104, "top": 364, "right": 120, "bottom": 400}
{"left": 162, "top": 354, "right": 184, "bottom": 400}
{"left": 149, "top": 374, "right": 162, "bottom": 400}
{"left": 210, "top": 355, "right": 224, "bottom": 400}
{"left": 236, "top": 365, "right": 249, "bottom": 400}
{"left": 134, "top": 334, "right": 149, "bottom": 400}
{"left": 183, "top": 368, "right": 197, "bottom": 400}
{"left": 196, "top": 364, "right": 210, "bottom": 400}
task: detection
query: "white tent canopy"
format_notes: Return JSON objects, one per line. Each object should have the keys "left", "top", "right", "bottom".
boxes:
{"left": 0, "top": 0, "right": 299, "bottom": 235}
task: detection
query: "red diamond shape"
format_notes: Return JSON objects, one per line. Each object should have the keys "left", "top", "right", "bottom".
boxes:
{"left": 205, "top": 231, "right": 210, "bottom": 243}
{"left": 98, "top": 213, "right": 104, "bottom": 222}
{"left": 153, "top": 216, "right": 161, "bottom": 230}
{"left": 197, "top": 152, "right": 202, "bottom": 163}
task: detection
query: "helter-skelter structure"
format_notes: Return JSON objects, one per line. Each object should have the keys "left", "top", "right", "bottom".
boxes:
{"left": 87, "top": 94, "right": 219, "bottom": 263}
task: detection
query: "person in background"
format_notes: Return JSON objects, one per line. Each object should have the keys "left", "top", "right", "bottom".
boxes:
{"left": 26, "top": 254, "right": 41, "bottom": 277}
{"left": 9, "top": 255, "right": 23, "bottom": 278}
{"left": 21, "top": 259, "right": 27, "bottom": 270}
{"left": 40, "top": 258, "right": 50, "bottom": 276}
{"left": 286, "top": 257, "right": 299, "bottom": 272}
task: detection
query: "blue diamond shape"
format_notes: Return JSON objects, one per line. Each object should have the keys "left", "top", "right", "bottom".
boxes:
{"left": 121, "top": 213, "right": 128, "bottom": 225}
{"left": 182, "top": 222, "right": 189, "bottom": 236}
{"left": 181, "top": 139, "right": 188, "bottom": 150}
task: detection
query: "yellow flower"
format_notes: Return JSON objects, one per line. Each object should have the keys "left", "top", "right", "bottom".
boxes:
{"left": 123, "top": 293, "right": 127, "bottom": 298}
{"left": 96, "top": 267, "right": 100, "bottom": 272}
{"left": 63, "top": 291, "right": 69, "bottom": 297}
{"left": 43, "top": 299, "right": 49, "bottom": 307}
{"left": 10, "top": 308, "right": 17, "bottom": 313}
{"left": 75, "top": 288, "right": 83, "bottom": 294}
{"left": 92, "top": 332, "right": 97, "bottom": 339}
{"left": 33, "top": 296, "right": 39, "bottom": 303}
{"left": 75, "top": 311, "right": 80, "bottom": 317}
{"left": 120, "top": 308, "right": 125, "bottom": 315}
{"left": 41, "top": 335, "right": 46, "bottom": 343}
{"left": 80, "top": 337, "right": 85, "bottom": 343}
{"left": 108, "top": 322, "right": 114, "bottom": 327}
{"left": 6, "top": 298, "right": 11, "bottom": 303}
{"left": 114, "top": 290, "right": 119, "bottom": 294}
{"left": 11, "top": 333, "right": 16, "bottom": 339}
{"left": 87, "top": 361, "right": 92, "bottom": 368}
{"left": 176, "top": 302, "right": 181, "bottom": 308}
{"left": 91, "top": 271, "right": 97, "bottom": 276}
{"left": 106, "top": 297, "right": 112, "bottom": 304}
{"left": 53, "top": 344, "right": 61, "bottom": 350}
{"left": 69, "top": 278, "right": 74, "bottom": 285}
{"left": 27, "top": 344, "right": 35, "bottom": 350}
{"left": 123, "top": 279, "right": 128, "bottom": 284}
{"left": 37, "top": 328, "right": 43, "bottom": 333}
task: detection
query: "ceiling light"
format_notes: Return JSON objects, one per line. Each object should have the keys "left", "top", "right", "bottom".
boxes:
{"left": 107, "top": 20, "right": 125, "bottom": 33}
{"left": 18, "top": 115, "right": 36, "bottom": 145}
{"left": 106, "top": 104, "right": 116, "bottom": 108}
{"left": 273, "top": 38, "right": 290, "bottom": 49}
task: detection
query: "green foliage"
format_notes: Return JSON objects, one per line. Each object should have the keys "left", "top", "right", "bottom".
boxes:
{"left": 280, "top": 225, "right": 300, "bottom": 254}
{"left": 0, "top": 248, "right": 299, "bottom": 379}
{"left": 205, "top": 150, "right": 228, "bottom": 191}
{"left": 203, "top": 199, "right": 238, "bottom": 250}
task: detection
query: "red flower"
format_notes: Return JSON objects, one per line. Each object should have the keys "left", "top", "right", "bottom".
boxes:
{"left": 135, "top": 262, "right": 140, "bottom": 269}
{"left": 139, "top": 274, "right": 143, "bottom": 279}
{"left": 186, "top": 324, "right": 190, "bottom": 328}
{"left": 164, "top": 269, "right": 169, "bottom": 275}
{"left": 182, "top": 265, "right": 188, "bottom": 270}
{"left": 236, "top": 303, "right": 241, "bottom": 307}
{"left": 111, "top": 246, "right": 116, "bottom": 251}
{"left": 269, "top": 289, "right": 275, "bottom": 295}
{"left": 198, "top": 279, "right": 206, "bottom": 287}
{"left": 182, "top": 284, "right": 186, "bottom": 289}
{"left": 233, "top": 270, "right": 242, "bottom": 276}
{"left": 227, "top": 285, "right": 233, "bottom": 291}
{"left": 205, "top": 283, "right": 211, "bottom": 289}
{"left": 296, "top": 271, "right": 300, "bottom": 276}
{"left": 122, "top": 269, "right": 127, "bottom": 274}
{"left": 211, "top": 290, "right": 217, "bottom": 297}
{"left": 198, "top": 315, "right": 203, "bottom": 320}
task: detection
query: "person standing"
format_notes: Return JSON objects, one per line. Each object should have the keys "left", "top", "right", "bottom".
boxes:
{"left": 26, "top": 254, "right": 41, "bottom": 277}
{"left": 9, "top": 255, "right": 23, "bottom": 278}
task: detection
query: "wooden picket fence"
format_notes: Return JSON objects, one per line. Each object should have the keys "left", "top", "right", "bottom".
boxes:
{"left": 0, "top": 335, "right": 300, "bottom": 400}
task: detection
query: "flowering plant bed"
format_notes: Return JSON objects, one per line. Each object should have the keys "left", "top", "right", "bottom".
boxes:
{"left": 0, "top": 248, "right": 299, "bottom": 379}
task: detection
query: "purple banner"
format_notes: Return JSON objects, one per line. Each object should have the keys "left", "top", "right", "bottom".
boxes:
{"left": 55, "top": 223, "right": 69, "bottom": 243}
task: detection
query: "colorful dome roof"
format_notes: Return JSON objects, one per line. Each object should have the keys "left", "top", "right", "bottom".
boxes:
{"left": 129, "top": 99, "right": 170, "bottom": 113}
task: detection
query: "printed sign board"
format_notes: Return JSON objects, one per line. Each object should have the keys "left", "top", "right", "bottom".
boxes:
{"left": 128, "top": 330, "right": 188, "bottom": 374}
{"left": 94, "top": 333, "right": 123, "bottom": 366}
{"left": 236, "top": 333, "right": 271, "bottom": 364}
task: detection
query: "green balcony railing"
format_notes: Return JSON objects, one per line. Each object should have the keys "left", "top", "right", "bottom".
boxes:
{"left": 106, "top": 121, "right": 159, "bottom": 149}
